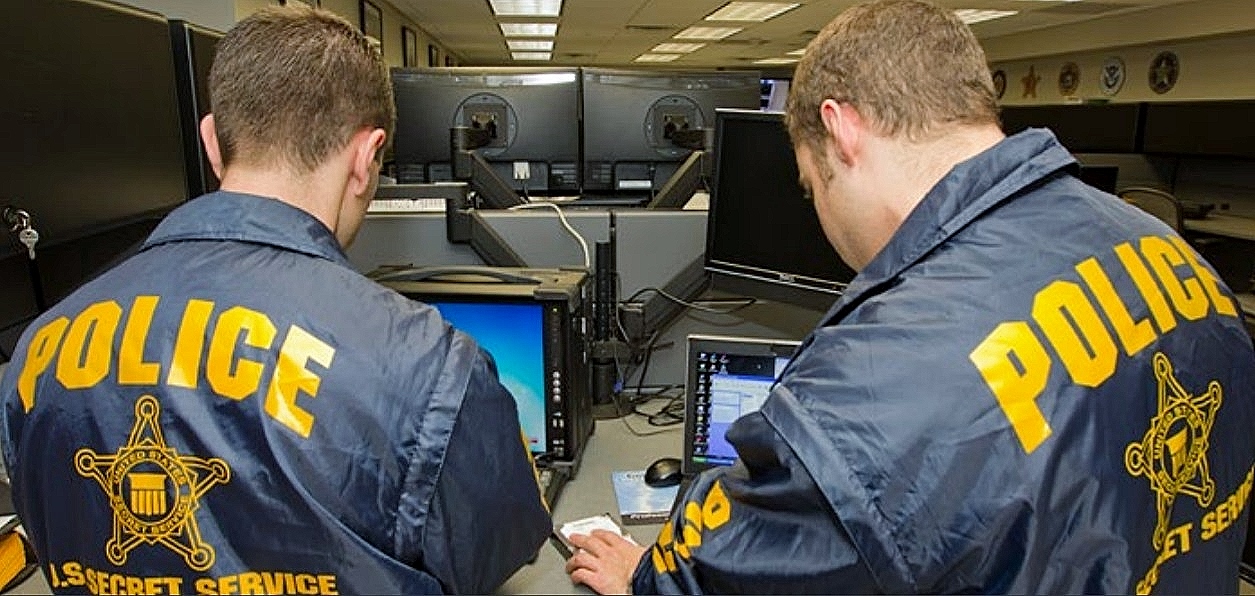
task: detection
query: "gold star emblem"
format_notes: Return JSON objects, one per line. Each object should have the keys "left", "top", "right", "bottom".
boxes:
{"left": 1021, "top": 65, "right": 1041, "bottom": 98}
{"left": 1125, "top": 353, "right": 1221, "bottom": 594}
{"left": 75, "top": 395, "right": 230, "bottom": 571}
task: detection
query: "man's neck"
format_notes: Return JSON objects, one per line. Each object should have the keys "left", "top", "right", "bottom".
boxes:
{"left": 217, "top": 162, "right": 347, "bottom": 237}
{"left": 881, "top": 124, "right": 1006, "bottom": 222}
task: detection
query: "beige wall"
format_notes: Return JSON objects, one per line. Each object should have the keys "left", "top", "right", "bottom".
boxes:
{"left": 992, "top": 31, "right": 1255, "bottom": 105}
{"left": 234, "top": 0, "right": 458, "bottom": 67}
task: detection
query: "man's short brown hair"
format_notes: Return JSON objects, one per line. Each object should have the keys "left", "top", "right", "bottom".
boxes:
{"left": 209, "top": 6, "right": 395, "bottom": 173}
{"left": 786, "top": 0, "right": 998, "bottom": 149}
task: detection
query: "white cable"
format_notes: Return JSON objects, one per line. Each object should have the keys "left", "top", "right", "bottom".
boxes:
{"left": 508, "top": 202, "right": 591, "bottom": 270}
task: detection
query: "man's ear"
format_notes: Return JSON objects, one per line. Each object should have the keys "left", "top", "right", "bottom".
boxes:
{"left": 199, "top": 114, "right": 225, "bottom": 180}
{"left": 818, "top": 99, "right": 864, "bottom": 166}
{"left": 347, "top": 128, "right": 388, "bottom": 198}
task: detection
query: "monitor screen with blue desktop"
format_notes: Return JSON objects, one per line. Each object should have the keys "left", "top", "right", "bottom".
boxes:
{"left": 429, "top": 301, "right": 548, "bottom": 454}
{"left": 683, "top": 334, "right": 800, "bottom": 474}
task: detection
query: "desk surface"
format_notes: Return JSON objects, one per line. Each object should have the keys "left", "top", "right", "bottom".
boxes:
{"left": 503, "top": 417, "right": 680, "bottom": 594}
{"left": 1183, "top": 213, "right": 1255, "bottom": 241}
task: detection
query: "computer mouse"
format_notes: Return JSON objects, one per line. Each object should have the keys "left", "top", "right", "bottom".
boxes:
{"left": 644, "top": 457, "right": 683, "bottom": 488}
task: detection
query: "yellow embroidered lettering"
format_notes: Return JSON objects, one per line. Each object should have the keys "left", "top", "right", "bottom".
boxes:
{"left": 16, "top": 317, "right": 69, "bottom": 412}
{"left": 1032, "top": 280, "right": 1118, "bottom": 387}
{"left": 1076, "top": 257, "right": 1157, "bottom": 357}
{"left": 1169, "top": 236, "right": 1238, "bottom": 318}
{"left": 55, "top": 301, "right": 122, "bottom": 390}
{"left": 970, "top": 321, "right": 1052, "bottom": 453}
{"left": 1115, "top": 241, "right": 1178, "bottom": 335}
{"left": 206, "top": 307, "right": 277, "bottom": 400}
{"left": 265, "top": 325, "right": 333, "bottom": 437}
{"left": 1142, "top": 236, "right": 1209, "bottom": 321}
{"left": 167, "top": 299, "right": 215, "bottom": 389}
{"left": 118, "top": 296, "right": 161, "bottom": 385}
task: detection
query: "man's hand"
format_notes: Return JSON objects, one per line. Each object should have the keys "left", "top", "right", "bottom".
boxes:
{"left": 564, "top": 529, "right": 649, "bottom": 595}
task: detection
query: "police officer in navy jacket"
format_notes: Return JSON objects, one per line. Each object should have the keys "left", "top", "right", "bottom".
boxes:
{"left": 1, "top": 6, "right": 549, "bottom": 594}
{"left": 564, "top": 1, "right": 1255, "bottom": 593}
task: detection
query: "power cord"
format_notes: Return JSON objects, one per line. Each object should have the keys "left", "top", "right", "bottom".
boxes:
{"left": 508, "top": 202, "right": 591, "bottom": 269}
{"left": 622, "top": 286, "right": 757, "bottom": 315}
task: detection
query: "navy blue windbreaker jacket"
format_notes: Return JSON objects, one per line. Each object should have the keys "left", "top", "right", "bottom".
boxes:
{"left": 0, "top": 192, "right": 551, "bottom": 594}
{"left": 635, "top": 130, "right": 1255, "bottom": 594}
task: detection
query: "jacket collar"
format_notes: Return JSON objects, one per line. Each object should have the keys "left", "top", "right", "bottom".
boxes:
{"left": 142, "top": 191, "right": 351, "bottom": 267}
{"left": 821, "top": 128, "right": 1077, "bottom": 323}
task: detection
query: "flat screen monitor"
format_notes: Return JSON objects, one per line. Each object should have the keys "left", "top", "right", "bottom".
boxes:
{"left": 170, "top": 20, "right": 223, "bottom": 199}
{"left": 705, "top": 109, "right": 856, "bottom": 310}
{"left": 1, "top": 0, "right": 189, "bottom": 253}
{"left": 581, "top": 68, "right": 761, "bottom": 194}
{"left": 391, "top": 67, "right": 581, "bottom": 195}
{"left": 999, "top": 103, "right": 1144, "bottom": 154}
{"left": 429, "top": 301, "right": 548, "bottom": 454}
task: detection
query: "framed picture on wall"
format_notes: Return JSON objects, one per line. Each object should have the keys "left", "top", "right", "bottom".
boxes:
{"left": 402, "top": 26, "right": 419, "bottom": 67}
{"left": 428, "top": 44, "right": 439, "bottom": 67}
{"left": 360, "top": 0, "right": 383, "bottom": 48}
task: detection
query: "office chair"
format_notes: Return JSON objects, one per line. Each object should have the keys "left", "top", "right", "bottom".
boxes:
{"left": 1119, "top": 186, "right": 1184, "bottom": 232}
{"left": 1119, "top": 186, "right": 1254, "bottom": 294}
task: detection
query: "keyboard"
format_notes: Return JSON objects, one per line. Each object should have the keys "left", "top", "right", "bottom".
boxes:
{"left": 367, "top": 198, "right": 446, "bottom": 213}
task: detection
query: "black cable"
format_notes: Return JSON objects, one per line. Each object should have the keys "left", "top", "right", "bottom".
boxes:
{"left": 622, "top": 286, "right": 757, "bottom": 315}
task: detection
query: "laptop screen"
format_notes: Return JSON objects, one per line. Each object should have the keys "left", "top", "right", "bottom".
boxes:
{"left": 683, "top": 334, "right": 800, "bottom": 475}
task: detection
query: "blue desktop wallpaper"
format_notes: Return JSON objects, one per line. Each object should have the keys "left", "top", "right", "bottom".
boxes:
{"left": 430, "top": 301, "right": 547, "bottom": 453}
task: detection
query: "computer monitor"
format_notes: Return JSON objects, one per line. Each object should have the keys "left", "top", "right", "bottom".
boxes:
{"left": 372, "top": 267, "right": 594, "bottom": 463}
{"left": 2, "top": 0, "right": 189, "bottom": 250}
{"left": 170, "top": 20, "right": 223, "bottom": 199}
{"left": 429, "top": 301, "right": 549, "bottom": 452}
{"left": 391, "top": 67, "right": 581, "bottom": 196}
{"left": 581, "top": 68, "right": 761, "bottom": 195}
{"left": 705, "top": 109, "right": 856, "bottom": 310}
{"left": 1, "top": 0, "right": 189, "bottom": 341}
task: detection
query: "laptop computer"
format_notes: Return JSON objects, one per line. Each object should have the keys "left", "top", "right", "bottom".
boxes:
{"left": 676, "top": 334, "right": 801, "bottom": 500}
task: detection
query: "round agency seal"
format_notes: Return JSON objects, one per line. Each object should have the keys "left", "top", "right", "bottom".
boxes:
{"left": 992, "top": 69, "right": 1007, "bottom": 100}
{"left": 1058, "top": 62, "right": 1080, "bottom": 96}
{"left": 1100, "top": 56, "right": 1126, "bottom": 96}
{"left": 1149, "top": 51, "right": 1180, "bottom": 94}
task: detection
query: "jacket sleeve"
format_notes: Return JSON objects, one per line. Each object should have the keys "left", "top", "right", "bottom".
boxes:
{"left": 420, "top": 346, "right": 552, "bottom": 594}
{"left": 631, "top": 409, "right": 878, "bottom": 594}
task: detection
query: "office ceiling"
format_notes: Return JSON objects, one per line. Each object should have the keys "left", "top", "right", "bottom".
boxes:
{"left": 389, "top": 0, "right": 1204, "bottom": 69}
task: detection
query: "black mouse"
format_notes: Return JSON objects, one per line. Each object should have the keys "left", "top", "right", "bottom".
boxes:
{"left": 644, "top": 457, "right": 683, "bottom": 488}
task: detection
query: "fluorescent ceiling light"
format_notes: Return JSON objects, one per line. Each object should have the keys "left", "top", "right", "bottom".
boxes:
{"left": 652, "top": 42, "right": 706, "bottom": 53}
{"left": 705, "top": 2, "right": 799, "bottom": 22}
{"left": 1012, "top": 0, "right": 1082, "bottom": 2}
{"left": 674, "top": 26, "right": 743, "bottom": 40}
{"left": 489, "top": 0, "right": 562, "bottom": 17}
{"left": 953, "top": 9, "right": 1018, "bottom": 24}
{"left": 499, "top": 23, "right": 558, "bottom": 37}
{"left": 753, "top": 57, "right": 799, "bottom": 65}
{"left": 787, "top": 48, "right": 806, "bottom": 56}
{"left": 507, "top": 39, "right": 554, "bottom": 51}
{"left": 635, "top": 54, "right": 682, "bottom": 63}
{"left": 511, "top": 51, "right": 552, "bottom": 60}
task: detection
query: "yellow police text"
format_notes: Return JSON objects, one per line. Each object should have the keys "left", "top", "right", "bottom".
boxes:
{"left": 193, "top": 571, "right": 338, "bottom": 595}
{"left": 1202, "top": 466, "right": 1254, "bottom": 541}
{"left": 16, "top": 296, "right": 335, "bottom": 437}
{"left": 969, "top": 235, "right": 1237, "bottom": 453}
